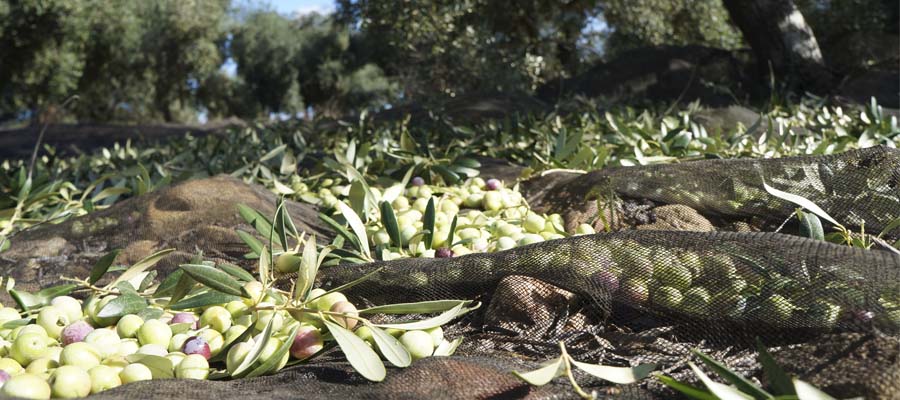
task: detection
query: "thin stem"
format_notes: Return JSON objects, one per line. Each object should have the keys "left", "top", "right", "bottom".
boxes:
{"left": 281, "top": 306, "right": 368, "bottom": 322}
{"left": 559, "top": 341, "right": 595, "bottom": 400}
{"left": 59, "top": 276, "right": 116, "bottom": 296}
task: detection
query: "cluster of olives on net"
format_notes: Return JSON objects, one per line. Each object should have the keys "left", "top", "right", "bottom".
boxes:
{"left": 298, "top": 175, "right": 599, "bottom": 261}
{"left": 584, "top": 241, "right": 900, "bottom": 330}
{"left": 370, "top": 177, "right": 595, "bottom": 260}
{"left": 0, "top": 278, "right": 450, "bottom": 399}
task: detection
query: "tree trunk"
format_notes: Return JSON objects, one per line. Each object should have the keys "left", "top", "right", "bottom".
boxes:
{"left": 722, "top": 0, "right": 833, "bottom": 92}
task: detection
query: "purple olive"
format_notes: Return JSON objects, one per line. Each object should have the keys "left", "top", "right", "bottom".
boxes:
{"left": 485, "top": 178, "right": 501, "bottom": 191}
{"left": 60, "top": 320, "right": 94, "bottom": 346}
{"left": 590, "top": 270, "right": 619, "bottom": 294}
{"left": 435, "top": 248, "right": 453, "bottom": 258}
{"left": 411, "top": 177, "right": 425, "bottom": 187}
{"left": 850, "top": 310, "right": 875, "bottom": 323}
{"left": 170, "top": 313, "right": 198, "bottom": 329}
{"left": 182, "top": 336, "right": 212, "bottom": 360}
{"left": 290, "top": 326, "right": 324, "bottom": 360}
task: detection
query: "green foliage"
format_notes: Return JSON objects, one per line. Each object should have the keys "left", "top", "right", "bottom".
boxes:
{"left": 1, "top": 99, "right": 897, "bottom": 251}
{"left": 602, "top": 0, "right": 743, "bottom": 55}
{"left": 0, "top": 0, "right": 229, "bottom": 123}
{"left": 230, "top": 10, "right": 304, "bottom": 116}
{"left": 337, "top": 0, "right": 602, "bottom": 100}
{"left": 659, "top": 346, "right": 841, "bottom": 400}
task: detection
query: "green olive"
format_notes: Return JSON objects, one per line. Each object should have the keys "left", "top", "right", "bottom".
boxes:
{"left": 2, "top": 373, "right": 52, "bottom": 399}
{"left": 398, "top": 330, "right": 434, "bottom": 361}
{"left": 49, "top": 365, "right": 91, "bottom": 398}
{"left": 652, "top": 286, "right": 684, "bottom": 309}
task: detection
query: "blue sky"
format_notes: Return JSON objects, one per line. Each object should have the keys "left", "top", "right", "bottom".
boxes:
{"left": 241, "top": 0, "right": 336, "bottom": 16}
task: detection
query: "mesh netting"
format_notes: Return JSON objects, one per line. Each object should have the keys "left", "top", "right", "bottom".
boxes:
{"left": 531, "top": 146, "right": 900, "bottom": 239}
{"left": 6, "top": 147, "right": 900, "bottom": 399}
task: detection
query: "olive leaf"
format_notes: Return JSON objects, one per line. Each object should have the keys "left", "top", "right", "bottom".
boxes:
{"left": 797, "top": 210, "right": 824, "bottom": 241}
{"left": 379, "top": 201, "right": 401, "bottom": 247}
{"left": 374, "top": 301, "right": 479, "bottom": 330}
{"left": 512, "top": 357, "right": 566, "bottom": 386}
{"left": 231, "top": 314, "right": 277, "bottom": 378}
{"left": 318, "top": 212, "right": 363, "bottom": 252}
{"left": 756, "top": 339, "right": 795, "bottom": 396}
{"left": 9, "top": 289, "right": 44, "bottom": 311}
{"left": 366, "top": 323, "right": 411, "bottom": 368}
{"left": 272, "top": 200, "right": 291, "bottom": 251}
{"left": 360, "top": 300, "right": 473, "bottom": 315}
{"left": 180, "top": 264, "right": 243, "bottom": 297}
{"left": 138, "top": 270, "right": 157, "bottom": 292}
{"left": 658, "top": 375, "right": 718, "bottom": 400}
{"left": 689, "top": 362, "right": 755, "bottom": 400}
{"left": 763, "top": 183, "right": 841, "bottom": 229}
{"left": 446, "top": 215, "right": 458, "bottom": 247}
{"left": 793, "top": 379, "right": 836, "bottom": 400}
{"left": 169, "top": 322, "right": 194, "bottom": 335}
{"left": 693, "top": 350, "right": 773, "bottom": 400}
{"left": 125, "top": 354, "right": 175, "bottom": 379}
{"left": 167, "top": 272, "right": 195, "bottom": 305}
{"left": 323, "top": 320, "right": 386, "bottom": 382}
{"left": 432, "top": 165, "right": 460, "bottom": 184}
{"left": 210, "top": 324, "right": 254, "bottom": 363}
{"left": 422, "top": 198, "right": 435, "bottom": 249}
{"left": 89, "top": 249, "right": 121, "bottom": 284}
{"left": 1, "top": 319, "right": 32, "bottom": 329}
{"left": 569, "top": 360, "right": 656, "bottom": 384}
{"left": 294, "top": 234, "right": 319, "bottom": 301}
{"left": 245, "top": 324, "right": 300, "bottom": 378}
{"left": 381, "top": 167, "right": 415, "bottom": 204}
{"left": 169, "top": 291, "right": 240, "bottom": 310}
{"left": 237, "top": 204, "right": 274, "bottom": 238}
{"left": 217, "top": 263, "right": 255, "bottom": 282}
{"left": 111, "top": 248, "right": 175, "bottom": 287}
{"left": 432, "top": 338, "right": 463, "bottom": 357}
{"left": 97, "top": 293, "right": 147, "bottom": 319}
{"left": 237, "top": 230, "right": 264, "bottom": 259}
{"left": 337, "top": 202, "right": 371, "bottom": 259}
{"left": 153, "top": 269, "right": 184, "bottom": 298}
{"left": 136, "top": 307, "right": 164, "bottom": 321}
{"left": 35, "top": 284, "right": 76, "bottom": 300}
{"left": 349, "top": 180, "right": 368, "bottom": 220}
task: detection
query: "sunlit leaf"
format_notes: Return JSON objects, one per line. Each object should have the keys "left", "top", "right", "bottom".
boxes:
{"left": 324, "top": 320, "right": 386, "bottom": 382}
{"left": 570, "top": 360, "right": 655, "bottom": 384}
{"left": 763, "top": 183, "right": 841, "bottom": 228}
{"left": 337, "top": 202, "right": 370, "bottom": 259}
{"left": 512, "top": 357, "right": 565, "bottom": 386}
{"left": 689, "top": 362, "right": 755, "bottom": 400}
{"left": 793, "top": 379, "right": 836, "bottom": 400}
{"left": 432, "top": 338, "right": 463, "bottom": 357}
{"left": 658, "top": 375, "right": 717, "bottom": 400}
{"left": 366, "top": 323, "right": 411, "bottom": 367}
{"left": 374, "top": 302, "right": 479, "bottom": 330}
{"left": 111, "top": 249, "right": 175, "bottom": 287}
{"left": 125, "top": 354, "right": 174, "bottom": 379}
{"left": 359, "top": 300, "right": 472, "bottom": 315}
{"left": 180, "top": 264, "right": 243, "bottom": 296}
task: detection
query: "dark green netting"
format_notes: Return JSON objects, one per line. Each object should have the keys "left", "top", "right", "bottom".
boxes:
{"left": 4, "top": 147, "right": 899, "bottom": 399}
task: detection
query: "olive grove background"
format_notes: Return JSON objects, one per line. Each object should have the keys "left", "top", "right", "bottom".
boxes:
{"left": 0, "top": 0, "right": 896, "bottom": 125}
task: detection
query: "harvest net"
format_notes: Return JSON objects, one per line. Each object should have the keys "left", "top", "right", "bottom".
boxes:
{"left": 10, "top": 147, "right": 900, "bottom": 399}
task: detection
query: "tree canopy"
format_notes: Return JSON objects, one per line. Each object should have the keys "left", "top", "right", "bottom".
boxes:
{"left": 0, "top": 0, "right": 895, "bottom": 124}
